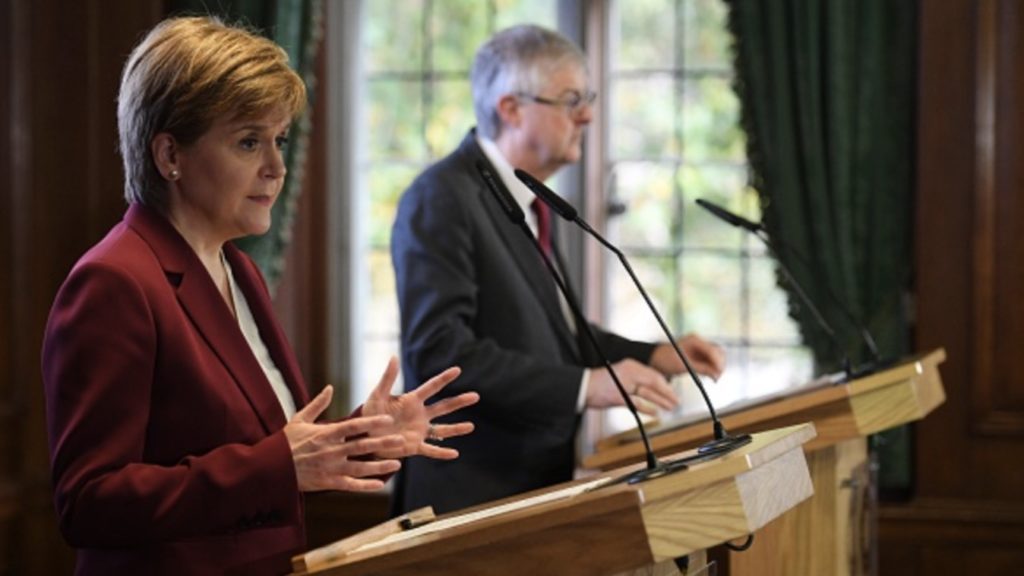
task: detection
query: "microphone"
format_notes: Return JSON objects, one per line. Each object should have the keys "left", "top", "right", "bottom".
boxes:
{"left": 516, "top": 168, "right": 751, "bottom": 456}
{"left": 694, "top": 198, "right": 763, "bottom": 233}
{"left": 477, "top": 161, "right": 678, "bottom": 483}
{"left": 695, "top": 198, "right": 883, "bottom": 378}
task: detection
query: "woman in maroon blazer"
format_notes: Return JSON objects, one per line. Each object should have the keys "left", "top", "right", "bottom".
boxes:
{"left": 40, "top": 16, "right": 479, "bottom": 575}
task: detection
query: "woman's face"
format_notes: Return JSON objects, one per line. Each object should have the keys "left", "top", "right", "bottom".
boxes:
{"left": 166, "top": 107, "right": 291, "bottom": 246}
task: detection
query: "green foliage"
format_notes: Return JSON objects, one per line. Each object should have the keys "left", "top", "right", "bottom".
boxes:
{"left": 682, "top": 77, "right": 746, "bottom": 162}
{"left": 363, "top": 1, "right": 557, "bottom": 254}
{"left": 365, "top": 0, "right": 425, "bottom": 72}
{"left": 431, "top": 0, "right": 490, "bottom": 71}
{"left": 614, "top": 0, "right": 676, "bottom": 70}
{"left": 683, "top": 0, "right": 733, "bottom": 69}
{"left": 368, "top": 164, "right": 421, "bottom": 248}
{"left": 678, "top": 163, "right": 748, "bottom": 249}
{"left": 368, "top": 80, "right": 427, "bottom": 161}
{"left": 426, "top": 81, "right": 475, "bottom": 158}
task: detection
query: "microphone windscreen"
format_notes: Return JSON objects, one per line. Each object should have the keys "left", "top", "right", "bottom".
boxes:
{"left": 695, "top": 198, "right": 762, "bottom": 232}
{"left": 514, "top": 169, "right": 578, "bottom": 221}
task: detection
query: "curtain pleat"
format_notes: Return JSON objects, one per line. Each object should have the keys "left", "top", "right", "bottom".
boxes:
{"left": 726, "top": 0, "right": 917, "bottom": 493}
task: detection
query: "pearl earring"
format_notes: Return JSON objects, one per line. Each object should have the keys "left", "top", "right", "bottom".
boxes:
{"left": 169, "top": 169, "right": 179, "bottom": 180}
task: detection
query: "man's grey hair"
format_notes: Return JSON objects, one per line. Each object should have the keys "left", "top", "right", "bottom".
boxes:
{"left": 470, "top": 24, "right": 586, "bottom": 139}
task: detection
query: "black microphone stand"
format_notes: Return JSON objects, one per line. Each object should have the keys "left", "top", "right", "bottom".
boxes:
{"left": 477, "top": 161, "right": 677, "bottom": 483}
{"left": 516, "top": 169, "right": 751, "bottom": 456}
{"left": 694, "top": 198, "right": 889, "bottom": 380}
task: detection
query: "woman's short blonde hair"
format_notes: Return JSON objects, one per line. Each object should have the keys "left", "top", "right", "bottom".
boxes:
{"left": 117, "top": 16, "right": 307, "bottom": 209}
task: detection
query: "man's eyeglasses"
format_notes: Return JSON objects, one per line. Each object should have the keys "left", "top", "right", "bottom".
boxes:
{"left": 515, "top": 90, "right": 598, "bottom": 113}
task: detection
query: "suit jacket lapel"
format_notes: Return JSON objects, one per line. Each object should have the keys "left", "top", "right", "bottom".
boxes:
{"left": 125, "top": 205, "right": 291, "bottom": 434}
{"left": 459, "top": 137, "right": 582, "bottom": 362}
{"left": 224, "top": 244, "right": 311, "bottom": 408}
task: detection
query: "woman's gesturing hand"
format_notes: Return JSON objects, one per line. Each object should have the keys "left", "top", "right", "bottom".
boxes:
{"left": 362, "top": 357, "right": 480, "bottom": 460}
{"left": 284, "top": 385, "right": 403, "bottom": 492}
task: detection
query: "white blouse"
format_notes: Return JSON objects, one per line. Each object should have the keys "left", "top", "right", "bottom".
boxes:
{"left": 223, "top": 253, "right": 297, "bottom": 420}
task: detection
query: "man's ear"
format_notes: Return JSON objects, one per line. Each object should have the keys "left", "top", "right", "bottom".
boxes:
{"left": 151, "top": 133, "right": 180, "bottom": 181}
{"left": 495, "top": 94, "right": 522, "bottom": 128}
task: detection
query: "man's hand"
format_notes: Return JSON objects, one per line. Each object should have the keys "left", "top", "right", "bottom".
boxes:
{"left": 649, "top": 333, "right": 726, "bottom": 380}
{"left": 585, "top": 358, "right": 679, "bottom": 415}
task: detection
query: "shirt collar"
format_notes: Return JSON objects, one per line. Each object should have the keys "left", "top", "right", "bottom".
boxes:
{"left": 476, "top": 132, "right": 539, "bottom": 234}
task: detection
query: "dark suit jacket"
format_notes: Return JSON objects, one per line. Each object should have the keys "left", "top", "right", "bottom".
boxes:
{"left": 42, "top": 204, "right": 311, "bottom": 575}
{"left": 391, "top": 130, "right": 655, "bottom": 514}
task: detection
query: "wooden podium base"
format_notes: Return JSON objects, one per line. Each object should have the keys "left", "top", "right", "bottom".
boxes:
{"left": 585, "top": 350, "right": 946, "bottom": 576}
{"left": 727, "top": 438, "right": 869, "bottom": 576}
{"left": 614, "top": 550, "right": 710, "bottom": 575}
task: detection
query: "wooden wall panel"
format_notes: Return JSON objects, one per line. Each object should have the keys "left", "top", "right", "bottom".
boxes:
{"left": 1, "top": 0, "right": 22, "bottom": 569}
{"left": 1, "top": 0, "right": 17, "bottom": 529}
{"left": 2, "top": 1, "right": 164, "bottom": 573}
{"left": 912, "top": 0, "right": 975, "bottom": 501}
{"left": 880, "top": 0, "right": 1024, "bottom": 573}
{"left": 981, "top": 0, "right": 1024, "bottom": 436}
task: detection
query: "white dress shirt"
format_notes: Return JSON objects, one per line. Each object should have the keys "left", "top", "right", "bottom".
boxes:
{"left": 476, "top": 134, "right": 592, "bottom": 412}
{"left": 223, "top": 252, "right": 297, "bottom": 420}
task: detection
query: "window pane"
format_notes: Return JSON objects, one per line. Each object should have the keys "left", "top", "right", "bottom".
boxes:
{"left": 367, "top": 80, "right": 426, "bottom": 161}
{"left": 365, "top": 0, "right": 424, "bottom": 72}
{"left": 611, "top": 75, "right": 678, "bottom": 158}
{"left": 613, "top": 0, "right": 677, "bottom": 70}
{"left": 746, "top": 346, "right": 815, "bottom": 391}
{"left": 603, "top": 0, "right": 810, "bottom": 413}
{"left": 366, "top": 248, "right": 400, "bottom": 339}
{"left": 607, "top": 255, "right": 676, "bottom": 342}
{"left": 368, "top": 163, "right": 421, "bottom": 247}
{"left": 426, "top": 80, "right": 475, "bottom": 159}
{"left": 679, "top": 163, "right": 747, "bottom": 249}
{"left": 679, "top": 252, "right": 742, "bottom": 338}
{"left": 682, "top": 0, "right": 732, "bottom": 70}
{"left": 431, "top": 0, "right": 490, "bottom": 71}
{"left": 749, "top": 256, "right": 802, "bottom": 342}
{"left": 682, "top": 76, "right": 745, "bottom": 162}
{"left": 610, "top": 162, "right": 677, "bottom": 249}
{"left": 494, "top": 0, "right": 556, "bottom": 29}
{"left": 364, "top": 337, "right": 404, "bottom": 394}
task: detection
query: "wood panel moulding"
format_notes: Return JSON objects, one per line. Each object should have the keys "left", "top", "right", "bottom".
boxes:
{"left": 971, "top": 0, "right": 1024, "bottom": 437}
{"left": 879, "top": 497, "right": 1024, "bottom": 546}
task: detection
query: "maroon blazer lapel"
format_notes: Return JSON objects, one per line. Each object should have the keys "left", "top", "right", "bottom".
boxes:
{"left": 224, "top": 244, "right": 311, "bottom": 408}
{"left": 125, "top": 204, "right": 298, "bottom": 434}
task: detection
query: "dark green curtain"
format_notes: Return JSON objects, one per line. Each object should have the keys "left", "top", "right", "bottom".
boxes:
{"left": 725, "top": 0, "right": 916, "bottom": 493}
{"left": 169, "top": 0, "right": 324, "bottom": 289}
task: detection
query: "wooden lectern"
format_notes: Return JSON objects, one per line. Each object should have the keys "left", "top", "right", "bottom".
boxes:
{"left": 290, "top": 424, "right": 817, "bottom": 576}
{"left": 584, "top": 349, "right": 947, "bottom": 576}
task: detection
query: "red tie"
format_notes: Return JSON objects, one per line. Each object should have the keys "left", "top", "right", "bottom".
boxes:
{"left": 530, "top": 198, "right": 553, "bottom": 257}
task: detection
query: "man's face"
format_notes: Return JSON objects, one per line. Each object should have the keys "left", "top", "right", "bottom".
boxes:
{"left": 514, "top": 63, "right": 594, "bottom": 176}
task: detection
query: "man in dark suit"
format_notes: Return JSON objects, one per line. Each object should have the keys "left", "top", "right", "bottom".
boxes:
{"left": 391, "top": 24, "right": 726, "bottom": 515}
